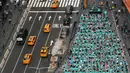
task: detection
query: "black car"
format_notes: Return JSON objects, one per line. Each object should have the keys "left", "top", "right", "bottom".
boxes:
{"left": 63, "top": 16, "right": 71, "bottom": 26}
{"left": 16, "top": 28, "right": 28, "bottom": 45}
{"left": 65, "top": 5, "right": 73, "bottom": 15}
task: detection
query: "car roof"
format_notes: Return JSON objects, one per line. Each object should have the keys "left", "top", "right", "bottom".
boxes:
{"left": 24, "top": 54, "right": 30, "bottom": 60}
{"left": 28, "top": 36, "right": 35, "bottom": 41}
{"left": 44, "top": 24, "right": 50, "bottom": 28}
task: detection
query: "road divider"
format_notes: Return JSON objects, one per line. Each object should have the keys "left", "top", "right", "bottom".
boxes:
{"left": 0, "top": 59, "right": 5, "bottom": 68}
{"left": 4, "top": 49, "right": 9, "bottom": 59}
{"left": 8, "top": 41, "right": 13, "bottom": 49}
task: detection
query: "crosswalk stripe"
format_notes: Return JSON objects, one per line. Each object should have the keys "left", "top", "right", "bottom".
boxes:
{"left": 62, "top": 0, "right": 66, "bottom": 7}
{"left": 28, "top": 0, "right": 80, "bottom": 8}
{"left": 71, "top": 0, "right": 74, "bottom": 6}
{"left": 27, "top": 0, "right": 31, "bottom": 7}
{"left": 39, "top": 2, "right": 42, "bottom": 7}
{"left": 36, "top": 0, "right": 40, "bottom": 7}
{"left": 76, "top": 0, "right": 80, "bottom": 7}
{"left": 44, "top": 0, "right": 48, "bottom": 7}
{"left": 74, "top": 0, "right": 77, "bottom": 7}
{"left": 47, "top": 2, "right": 51, "bottom": 7}
{"left": 33, "top": 0, "right": 37, "bottom": 7}
{"left": 59, "top": 0, "right": 62, "bottom": 7}
{"left": 65, "top": 0, "right": 68, "bottom": 7}
{"left": 68, "top": 0, "right": 71, "bottom": 5}
{"left": 29, "top": 0, "right": 34, "bottom": 7}
{"left": 41, "top": 2, "right": 45, "bottom": 7}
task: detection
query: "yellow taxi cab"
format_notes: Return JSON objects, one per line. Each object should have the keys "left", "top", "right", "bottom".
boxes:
{"left": 28, "top": 36, "right": 36, "bottom": 46}
{"left": 51, "top": 0, "right": 59, "bottom": 8}
{"left": 40, "top": 47, "right": 48, "bottom": 57}
{"left": 44, "top": 23, "right": 51, "bottom": 32}
{"left": 23, "top": 54, "right": 32, "bottom": 64}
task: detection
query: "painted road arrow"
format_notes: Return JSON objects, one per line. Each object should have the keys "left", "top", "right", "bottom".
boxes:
{"left": 39, "top": 16, "right": 42, "bottom": 21}
{"left": 58, "top": 16, "right": 61, "bottom": 20}
{"left": 29, "top": 16, "right": 32, "bottom": 21}
{"left": 48, "top": 16, "right": 52, "bottom": 20}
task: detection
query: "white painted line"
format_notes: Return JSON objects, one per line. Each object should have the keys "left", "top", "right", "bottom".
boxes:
{"left": 29, "top": 10, "right": 78, "bottom": 13}
{"left": 65, "top": 0, "right": 68, "bottom": 7}
{"left": 59, "top": 0, "right": 62, "bottom": 7}
{"left": 44, "top": 0, "right": 48, "bottom": 7}
{"left": 16, "top": 24, "right": 21, "bottom": 32}
{"left": 52, "top": 24, "right": 60, "bottom": 28}
{"left": 11, "top": 12, "right": 39, "bottom": 73}
{"left": 47, "top": 2, "right": 51, "bottom": 7}
{"left": 39, "top": 2, "right": 42, "bottom": 7}
{"left": 27, "top": 0, "right": 31, "bottom": 7}
{"left": 33, "top": 0, "right": 37, "bottom": 7}
{"left": 41, "top": 2, "right": 45, "bottom": 7}
{"left": 31, "top": 0, "right": 35, "bottom": 7}
{"left": 71, "top": 0, "right": 74, "bottom": 6}
{"left": 62, "top": 0, "right": 65, "bottom": 7}
{"left": 13, "top": 32, "right": 17, "bottom": 40}
{"left": 8, "top": 40, "right": 13, "bottom": 49}
{"left": 35, "top": 13, "right": 57, "bottom": 73}
{"left": 23, "top": 13, "right": 48, "bottom": 73}
{"left": 36, "top": 0, "right": 40, "bottom": 7}
{"left": 76, "top": 0, "right": 80, "bottom": 7}
{"left": 1, "top": 8, "right": 30, "bottom": 73}
{"left": 21, "top": 12, "right": 30, "bottom": 28}
{"left": 4, "top": 49, "right": 9, "bottom": 59}
{"left": 0, "top": 59, "right": 5, "bottom": 68}
{"left": 74, "top": 0, "right": 77, "bottom": 7}
{"left": 68, "top": 0, "right": 71, "bottom": 5}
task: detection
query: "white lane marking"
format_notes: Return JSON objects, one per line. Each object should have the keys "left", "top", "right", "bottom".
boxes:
{"left": 11, "top": 12, "right": 39, "bottom": 73}
{"left": 41, "top": 2, "right": 45, "bottom": 7}
{"left": 35, "top": 13, "right": 57, "bottom": 73}
{"left": 59, "top": 0, "right": 62, "bottom": 7}
{"left": 74, "top": 0, "right": 77, "bottom": 7}
{"left": 29, "top": 11, "right": 78, "bottom": 13}
{"left": 47, "top": 2, "right": 51, "bottom": 7}
{"left": 71, "top": 0, "right": 74, "bottom": 6}
{"left": 8, "top": 41, "right": 13, "bottom": 49}
{"left": 23, "top": 13, "right": 48, "bottom": 73}
{"left": 62, "top": 0, "right": 65, "bottom": 7}
{"left": 1, "top": 8, "right": 30, "bottom": 73}
{"left": 68, "top": 0, "right": 71, "bottom": 5}
{"left": 76, "top": 0, "right": 80, "bottom": 7}
{"left": 4, "top": 49, "right": 9, "bottom": 59}
{"left": 65, "top": 0, "right": 68, "bottom": 7}
{"left": 39, "top": 2, "right": 42, "bottom": 7}
{"left": 33, "top": 0, "right": 37, "bottom": 7}
{"left": 44, "top": 0, "right": 48, "bottom": 7}
{"left": 36, "top": 0, "right": 40, "bottom": 7}
{"left": 27, "top": 0, "right": 31, "bottom": 7}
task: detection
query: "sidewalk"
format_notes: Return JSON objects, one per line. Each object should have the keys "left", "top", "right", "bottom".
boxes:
{"left": 0, "top": 1, "right": 24, "bottom": 57}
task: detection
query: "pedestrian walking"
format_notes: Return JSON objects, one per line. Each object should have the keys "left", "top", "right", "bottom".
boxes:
{"left": 6, "top": 3, "right": 9, "bottom": 9}
{"left": 8, "top": 18, "right": 11, "bottom": 24}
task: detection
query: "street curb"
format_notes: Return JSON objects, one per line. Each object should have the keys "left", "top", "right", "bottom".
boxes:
{"left": 0, "top": 6, "right": 31, "bottom": 71}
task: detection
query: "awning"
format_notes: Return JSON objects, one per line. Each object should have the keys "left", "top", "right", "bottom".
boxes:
{"left": 123, "top": 0, "right": 130, "bottom": 13}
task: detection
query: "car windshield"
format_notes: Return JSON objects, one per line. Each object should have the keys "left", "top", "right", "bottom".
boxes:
{"left": 52, "top": 1, "right": 56, "bottom": 4}
{"left": 24, "top": 56, "right": 29, "bottom": 60}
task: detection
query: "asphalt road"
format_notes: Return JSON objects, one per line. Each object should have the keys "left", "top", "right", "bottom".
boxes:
{"left": 1, "top": 10, "right": 77, "bottom": 73}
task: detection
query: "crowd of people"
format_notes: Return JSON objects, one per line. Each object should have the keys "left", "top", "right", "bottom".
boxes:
{"left": 63, "top": 9, "right": 128, "bottom": 73}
